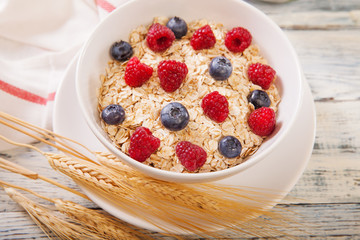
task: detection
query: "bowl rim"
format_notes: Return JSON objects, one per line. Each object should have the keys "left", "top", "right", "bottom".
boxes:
{"left": 76, "top": 0, "right": 304, "bottom": 183}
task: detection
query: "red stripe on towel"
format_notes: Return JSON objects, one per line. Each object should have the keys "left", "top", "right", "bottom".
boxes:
{"left": 96, "top": 0, "right": 116, "bottom": 12}
{"left": 0, "top": 80, "right": 55, "bottom": 105}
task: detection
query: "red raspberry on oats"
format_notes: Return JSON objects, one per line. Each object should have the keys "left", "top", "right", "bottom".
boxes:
{"left": 124, "top": 57, "right": 153, "bottom": 87}
{"left": 201, "top": 91, "right": 229, "bottom": 123}
{"left": 158, "top": 60, "right": 188, "bottom": 92}
{"left": 247, "top": 63, "right": 276, "bottom": 90}
{"left": 146, "top": 23, "right": 175, "bottom": 52}
{"left": 225, "top": 27, "right": 252, "bottom": 53}
{"left": 128, "top": 127, "right": 160, "bottom": 162}
{"left": 248, "top": 107, "right": 276, "bottom": 137}
{"left": 190, "top": 25, "right": 216, "bottom": 50}
{"left": 176, "top": 141, "right": 207, "bottom": 172}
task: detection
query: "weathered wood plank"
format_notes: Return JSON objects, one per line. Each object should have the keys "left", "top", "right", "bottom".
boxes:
{"left": 1, "top": 1, "right": 359, "bottom": 239}
{"left": 313, "top": 101, "right": 360, "bottom": 154}
{"left": 271, "top": 10, "right": 360, "bottom": 30}
{"left": 0, "top": 212, "right": 48, "bottom": 240}
{"left": 284, "top": 30, "right": 360, "bottom": 101}
{"left": 286, "top": 153, "right": 360, "bottom": 204}
{"left": 284, "top": 100, "right": 360, "bottom": 203}
{"left": 246, "top": 0, "right": 360, "bottom": 15}
{"left": 1, "top": 203, "right": 359, "bottom": 239}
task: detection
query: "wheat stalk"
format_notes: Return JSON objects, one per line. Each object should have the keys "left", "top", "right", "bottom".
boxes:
{"left": 0, "top": 112, "right": 301, "bottom": 237}
{"left": 54, "top": 199, "right": 149, "bottom": 240}
{"left": 0, "top": 111, "right": 94, "bottom": 161}
{"left": 0, "top": 176, "right": 152, "bottom": 239}
{"left": 48, "top": 151, "right": 297, "bottom": 236}
{"left": 95, "top": 152, "right": 221, "bottom": 211}
{"left": 0, "top": 132, "right": 189, "bottom": 233}
{"left": 93, "top": 152, "right": 303, "bottom": 238}
{"left": 0, "top": 148, "right": 290, "bottom": 238}
{"left": 0, "top": 156, "right": 89, "bottom": 200}
{"left": 4, "top": 187, "right": 106, "bottom": 240}
{"left": 44, "top": 152, "right": 162, "bottom": 217}
{"left": 95, "top": 152, "right": 283, "bottom": 218}
{"left": 0, "top": 132, "right": 294, "bottom": 236}
{"left": 0, "top": 112, "right": 289, "bottom": 217}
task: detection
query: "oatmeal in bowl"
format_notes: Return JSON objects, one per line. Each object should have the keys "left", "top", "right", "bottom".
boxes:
{"left": 98, "top": 17, "right": 280, "bottom": 174}
{"left": 76, "top": 0, "right": 303, "bottom": 183}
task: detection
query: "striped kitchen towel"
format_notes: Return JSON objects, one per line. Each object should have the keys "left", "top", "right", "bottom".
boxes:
{"left": 0, "top": 0, "right": 127, "bottom": 150}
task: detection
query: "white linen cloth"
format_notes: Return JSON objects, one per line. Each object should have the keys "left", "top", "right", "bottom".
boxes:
{"left": 0, "top": 0, "right": 127, "bottom": 150}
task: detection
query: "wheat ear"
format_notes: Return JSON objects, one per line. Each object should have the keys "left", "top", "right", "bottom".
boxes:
{"left": 54, "top": 199, "right": 151, "bottom": 240}
{"left": 0, "top": 133, "right": 194, "bottom": 233}
{"left": 49, "top": 151, "right": 291, "bottom": 236}
{"left": 45, "top": 153, "right": 158, "bottom": 213}
{"left": 95, "top": 152, "right": 278, "bottom": 216}
{"left": 4, "top": 187, "right": 106, "bottom": 240}
{"left": 0, "top": 180, "right": 148, "bottom": 240}
{"left": 0, "top": 112, "right": 291, "bottom": 216}
{"left": 0, "top": 113, "right": 301, "bottom": 237}
{"left": 94, "top": 151, "right": 302, "bottom": 237}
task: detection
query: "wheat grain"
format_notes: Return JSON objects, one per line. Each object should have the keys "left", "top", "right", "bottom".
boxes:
{"left": 0, "top": 113, "right": 302, "bottom": 238}
{"left": 4, "top": 187, "right": 106, "bottom": 240}
{"left": 54, "top": 199, "right": 146, "bottom": 240}
{"left": 46, "top": 152, "right": 200, "bottom": 234}
{"left": 95, "top": 151, "right": 136, "bottom": 174}
{"left": 95, "top": 152, "right": 224, "bottom": 211}
{"left": 0, "top": 180, "right": 150, "bottom": 240}
{"left": 44, "top": 152, "right": 164, "bottom": 217}
{"left": 0, "top": 140, "right": 293, "bottom": 235}
{"left": 45, "top": 152, "right": 121, "bottom": 194}
{"left": 95, "top": 152, "right": 273, "bottom": 216}
{"left": 93, "top": 151, "right": 285, "bottom": 232}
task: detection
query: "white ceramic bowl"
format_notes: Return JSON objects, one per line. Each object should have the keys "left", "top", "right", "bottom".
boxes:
{"left": 76, "top": 0, "right": 303, "bottom": 183}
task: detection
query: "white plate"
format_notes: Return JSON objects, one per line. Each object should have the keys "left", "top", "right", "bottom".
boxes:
{"left": 53, "top": 55, "right": 316, "bottom": 233}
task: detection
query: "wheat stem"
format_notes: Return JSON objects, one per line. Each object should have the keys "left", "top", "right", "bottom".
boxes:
{"left": 0, "top": 112, "right": 301, "bottom": 237}
{"left": 0, "top": 180, "right": 55, "bottom": 203}
{"left": 54, "top": 199, "right": 148, "bottom": 240}
{"left": 0, "top": 156, "right": 90, "bottom": 200}
{"left": 0, "top": 180, "right": 149, "bottom": 239}
{"left": 0, "top": 111, "right": 88, "bottom": 149}
{"left": 0, "top": 114, "right": 91, "bottom": 160}
{"left": 4, "top": 187, "right": 106, "bottom": 240}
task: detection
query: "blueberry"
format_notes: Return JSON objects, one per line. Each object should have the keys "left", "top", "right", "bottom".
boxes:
{"left": 160, "top": 102, "right": 189, "bottom": 131}
{"left": 110, "top": 40, "right": 133, "bottom": 61}
{"left": 218, "top": 136, "right": 242, "bottom": 158}
{"left": 247, "top": 90, "right": 271, "bottom": 109}
{"left": 209, "top": 56, "right": 233, "bottom": 81}
{"left": 166, "top": 17, "right": 188, "bottom": 39}
{"left": 101, "top": 104, "right": 125, "bottom": 125}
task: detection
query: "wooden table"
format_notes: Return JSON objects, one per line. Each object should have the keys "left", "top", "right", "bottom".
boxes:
{"left": 1, "top": 0, "right": 359, "bottom": 239}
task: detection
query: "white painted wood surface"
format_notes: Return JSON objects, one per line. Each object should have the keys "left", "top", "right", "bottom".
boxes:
{"left": 1, "top": 0, "right": 360, "bottom": 239}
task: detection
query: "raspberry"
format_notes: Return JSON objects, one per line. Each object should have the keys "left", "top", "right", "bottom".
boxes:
{"left": 247, "top": 63, "right": 276, "bottom": 90}
{"left": 124, "top": 57, "right": 153, "bottom": 87}
{"left": 128, "top": 127, "right": 160, "bottom": 162}
{"left": 175, "top": 141, "right": 207, "bottom": 172}
{"left": 146, "top": 23, "right": 175, "bottom": 52}
{"left": 157, "top": 60, "right": 188, "bottom": 92}
{"left": 190, "top": 25, "right": 216, "bottom": 50}
{"left": 201, "top": 91, "right": 229, "bottom": 123}
{"left": 225, "top": 27, "right": 252, "bottom": 53}
{"left": 248, "top": 107, "right": 276, "bottom": 136}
